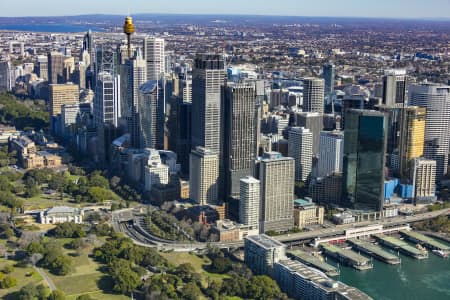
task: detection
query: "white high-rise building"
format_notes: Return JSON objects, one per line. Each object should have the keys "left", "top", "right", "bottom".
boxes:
{"left": 189, "top": 147, "right": 219, "bottom": 205}
{"left": 144, "top": 149, "right": 169, "bottom": 191}
{"left": 409, "top": 83, "right": 450, "bottom": 179}
{"left": 239, "top": 176, "right": 260, "bottom": 230}
{"left": 411, "top": 158, "right": 437, "bottom": 204}
{"left": 93, "top": 72, "right": 121, "bottom": 127}
{"left": 288, "top": 127, "right": 313, "bottom": 182}
{"left": 318, "top": 131, "right": 344, "bottom": 177}
{"left": 143, "top": 37, "right": 165, "bottom": 81}
{"left": 259, "top": 152, "right": 295, "bottom": 233}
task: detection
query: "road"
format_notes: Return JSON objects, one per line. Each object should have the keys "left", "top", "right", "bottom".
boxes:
{"left": 34, "top": 266, "right": 56, "bottom": 291}
{"left": 114, "top": 208, "right": 450, "bottom": 251}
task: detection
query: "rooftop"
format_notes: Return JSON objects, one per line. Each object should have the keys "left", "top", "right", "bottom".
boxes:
{"left": 246, "top": 234, "right": 285, "bottom": 250}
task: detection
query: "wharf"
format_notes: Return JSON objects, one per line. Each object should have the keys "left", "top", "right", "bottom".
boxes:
{"left": 400, "top": 230, "right": 450, "bottom": 252}
{"left": 348, "top": 239, "right": 400, "bottom": 265}
{"left": 320, "top": 243, "right": 373, "bottom": 271}
{"left": 288, "top": 250, "right": 340, "bottom": 276}
{"left": 422, "top": 232, "right": 450, "bottom": 244}
{"left": 374, "top": 234, "right": 428, "bottom": 259}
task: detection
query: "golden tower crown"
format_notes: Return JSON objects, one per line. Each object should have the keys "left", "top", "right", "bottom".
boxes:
{"left": 123, "top": 16, "right": 135, "bottom": 35}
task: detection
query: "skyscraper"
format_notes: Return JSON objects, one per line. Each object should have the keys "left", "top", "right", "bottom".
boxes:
{"left": 191, "top": 54, "right": 225, "bottom": 155}
{"left": 125, "top": 51, "right": 147, "bottom": 147}
{"left": 302, "top": 78, "right": 325, "bottom": 113}
{"left": 224, "top": 82, "right": 258, "bottom": 198}
{"left": 258, "top": 152, "right": 295, "bottom": 233}
{"left": 322, "top": 64, "right": 335, "bottom": 99}
{"left": 382, "top": 69, "right": 407, "bottom": 106}
{"left": 409, "top": 83, "right": 450, "bottom": 179}
{"left": 48, "top": 51, "right": 65, "bottom": 84}
{"left": 138, "top": 80, "right": 165, "bottom": 149}
{"left": 189, "top": 146, "right": 219, "bottom": 205}
{"left": 398, "top": 106, "right": 426, "bottom": 179}
{"left": 0, "top": 60, "right": 12, "bottom": 91}
{"left": 295, "top": 112, "right": 323, "bottom": 155}
{"left": 48, "top": 83, "right": 79, "bottom": 117}
{"left": 93, "top": 72, "right": 120, "bottom": 127}
{"left": 288, "top": 127, "right": 313, "bottom": 182}
{"left": 318, "top": 130, "right": 344, "bottom": 178}
{"left": 239, "top": 176, "right": 260, "bottom": 230}
{"left": 143, "top": 37, "right": 165, "bottom": 81}
{"left": 36, "top": 56, "right": 48, "bottom": 81}
{"left": 411, "top": 158, "right": 436, "bottom": 204}
{"left": 343, "top": 110, "right": 387, "bottom": 211}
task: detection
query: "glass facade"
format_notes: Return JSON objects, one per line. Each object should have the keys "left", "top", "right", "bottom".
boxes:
{"left": 343, "top": 110, "right": 386, "bottom": 211}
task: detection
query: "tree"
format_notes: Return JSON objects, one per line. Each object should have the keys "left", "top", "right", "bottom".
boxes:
{"left": 109, "top": 259, "right": 140, "bottom": 294}
{"left": 248, "top": 275, "right": 282, "bottom": 300}
{"left": 0, "top": 275, "right": 17, "bottom": 288}
{"left": 49, "top": 289, "right": 66, "bottom": 300}
{"left": 87, "top": 187, "right": 111, "bottom": 203}
{"left": 76, "top": 295, "right": 95, "bottom": 300}
{"left": 175, "top": 263, "right": 197, "bottom": 283}
{"left": 89, "top": 172, "right": 109, "bottom": 189}
{"left": 181, "top": 282, "right": 202, "bottom": 300}
{"left": 210, "top": 257, "right": 232, "bottom": 274}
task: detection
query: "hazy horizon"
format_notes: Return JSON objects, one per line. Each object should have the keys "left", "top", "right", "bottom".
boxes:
{"left": 1, "top": 0, "right": 450, "bottom": 19}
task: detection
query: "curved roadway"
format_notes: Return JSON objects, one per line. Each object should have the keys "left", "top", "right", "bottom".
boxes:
{"left": 113, "top": 208, "right": 450, "bottom": 252}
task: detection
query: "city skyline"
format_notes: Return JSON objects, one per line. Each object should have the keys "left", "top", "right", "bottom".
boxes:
{"left": 1, "top": 0, "right": 450, "bottom": 19}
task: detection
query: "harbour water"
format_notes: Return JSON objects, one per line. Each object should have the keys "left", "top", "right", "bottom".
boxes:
{"left": 329, "top": 251, "right": 450, "bottom": 299}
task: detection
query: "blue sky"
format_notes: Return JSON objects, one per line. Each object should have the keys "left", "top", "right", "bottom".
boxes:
{"left": 1, "top": 0, "right": 450, "bottom": 19}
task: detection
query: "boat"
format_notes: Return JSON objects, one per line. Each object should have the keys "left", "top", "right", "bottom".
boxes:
{"left": 432, "top": 250, "right": 449, "bottom": 258}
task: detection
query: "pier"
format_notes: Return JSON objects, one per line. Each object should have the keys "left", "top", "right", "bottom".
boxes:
{"left": 374, "top": 234, "right": 428, "bottom": 259}
{"left": 320, "top": 243, "right": 373, "bottom": 271}
{"left": 288, "top": 249, "right": 340, "bottom": 276}
{"left": 348, "top": 239, "right": 400, "bottom": 264}
{"left": 400, "top": 230, "right": 450, "bottom": 253}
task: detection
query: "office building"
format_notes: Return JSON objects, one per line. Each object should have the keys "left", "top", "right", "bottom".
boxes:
{"left": 259, "top": 152, "right": 295, "bottom": 232}
{"left": 409, "top": 83, "right": 450, "bottom": 179}
{"left": 191, "top": 54, "right": 224, "bottom": 155}
{"left": 123, "top": 52, "right": 148, "bottom": 147}
{"left": 310, "top": 173, "right": 343, "bottom": 206}
{"left": 244, "top": 234, "right": 286, "bottom": 276}
{"left": 302, "top": 78, "right": 325, "bottom": 113}
{"left": 48, "top": 51, "right": 65, "bottom": 84}
{"left": 48, "top": 83, "right": 79, "bottom": 117}
{"left": 239, "top": 176, "right": 260, "bottom": 230}
{"left": 318, "top": 131, "right": 344, "bottom": 177}
{"left": 288, "top": 127, "right": 313, "bottom": 182}
{"left": 0, "top": 60, "right": 12, "bottom": 91}
{"left": 93, "top": 72, "right": 120, "bottom": 127}
{"left": 189, "top": 147, "right": 219, "bottom": 205}
{"left": 382, "top": 69, "right": 407, "bottom": 106}
{"left": 411, "top": 158, "right": 437, "bottom": 204}
{"left": 294, "top": 112, "right": 323, "bottom": 155}
{"left": 343, "top": 110, "right": 387, "bottom": 211}
{"left": 398, "top": 106, "right": 426, "bottom": 179}
{"left": 224, "top": 83, "right": 258, "bottom": 198}
{"left": 168, "top": 97, "right": 191, "bottom": 176}
{"left": 322, "top": 64, "right": 335, "bottom": 99}
{"left": 138, "top": 80, "right": 165, "bottom": 149}
{"left": 36, "top": 55, "right": 48, "bottom": 81}
{"left": 144, "top": 149, "right": 169, "bottom": 191}
{"left": 143, "top": 37, "right": 165, "bottom": 81}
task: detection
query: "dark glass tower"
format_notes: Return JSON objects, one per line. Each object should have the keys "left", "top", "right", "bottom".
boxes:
{"left": 343, "top": 110, "right": 387, "bottom": 211}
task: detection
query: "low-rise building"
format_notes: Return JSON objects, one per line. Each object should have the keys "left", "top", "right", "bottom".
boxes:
{"left": 23, "top": 151, "right": 62, "bottom": 169}
{"left": 293, "top": 199, "right": 324, "bottom": 229}
{"left": 332, "top": 212, "right": 356, "bottom": 225}
{"left": 39, "top": 206, "right": 83, "bottom": 224}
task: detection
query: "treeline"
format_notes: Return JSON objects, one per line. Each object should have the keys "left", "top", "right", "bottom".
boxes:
{"left": 0, "top": 92, "right": 49, "bottom": 130}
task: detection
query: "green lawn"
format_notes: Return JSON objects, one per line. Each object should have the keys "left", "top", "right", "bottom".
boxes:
{"left": 0, "top": 258, "right": 45, "bottom": 298}
{"left": 39, "top": 239, "right": 126, "bottom": 300}
{"left": 19, "top": 194, "right": 77, "bottom": 210}
{"left": 160, "top": 252, "right": 230, "bottom": 284}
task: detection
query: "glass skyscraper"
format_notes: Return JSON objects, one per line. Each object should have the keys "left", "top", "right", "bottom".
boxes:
{"left": 343, "top": 110, "right": 387, "bottom": 211}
